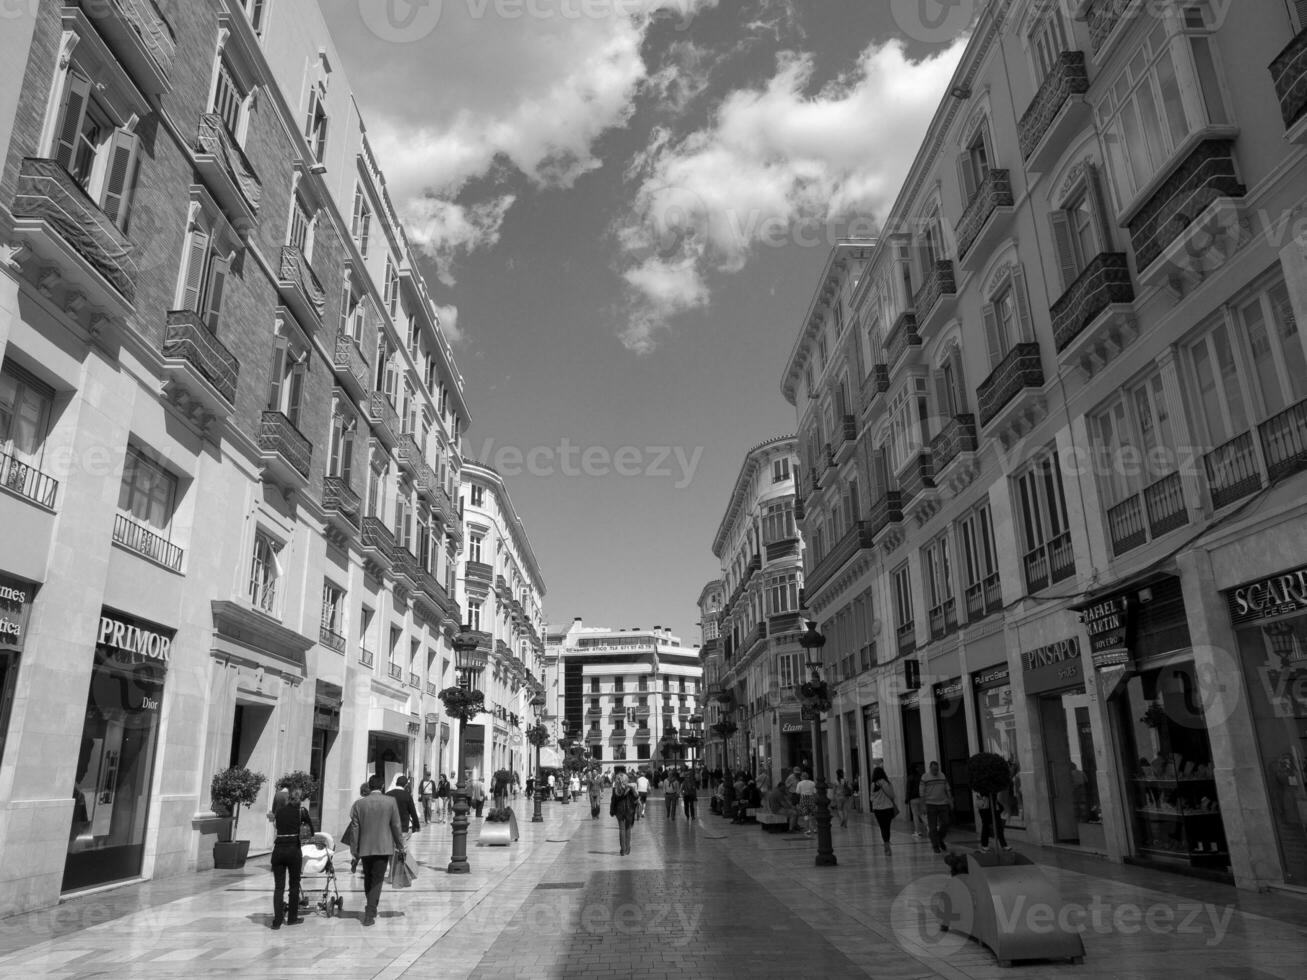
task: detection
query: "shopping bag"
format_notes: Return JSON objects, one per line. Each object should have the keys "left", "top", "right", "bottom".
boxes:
{"left": 388, "top": 849, "right": 417, "bottom": 888}
{"left": 591, "top": 802, "right": 600, "bottom": 818}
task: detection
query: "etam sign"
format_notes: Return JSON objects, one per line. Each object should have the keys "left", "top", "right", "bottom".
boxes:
{"left": 97, "top": 614, "right": 172, "bottom": 665}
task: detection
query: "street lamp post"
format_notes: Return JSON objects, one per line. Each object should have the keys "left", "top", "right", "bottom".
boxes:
{"left": 800, "top": 619, "right": 836, "bottom": 867}
{"left": 529, "top": 693, "right": 546, "bottom": 823}
{"left": 446, "top": 626, "right": 484, "bottom": 875}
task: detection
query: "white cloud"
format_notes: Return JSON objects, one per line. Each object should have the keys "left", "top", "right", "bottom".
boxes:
{"left": 403, "top": 194, "right": 517, "bottom": 286}
{"left": 433, "top": 302, "right": 463, "bottom": 345}
{"left": 615, "top": 37, "right": 967, "bottom": 351}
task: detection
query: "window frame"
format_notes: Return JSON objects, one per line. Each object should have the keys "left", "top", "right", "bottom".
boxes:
{"left": 249, "top": 529, "right": 283, "bottom": 614}
{"left": 118, "top": 446, "right": 178, "bottom": 538}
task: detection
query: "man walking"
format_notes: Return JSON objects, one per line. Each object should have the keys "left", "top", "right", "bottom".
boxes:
{"left": 906, "top": 763, "right": 928, "bottom": 840}
{"left": 920, "top": 761, "right": 954, "bottom": 854}
{"left": 635, "top": 770, "right": 650, "bottom": 819}
{"left": 418, "top": 771, "right": 436, "bottom": 826}
{"left": 386, "top": 775, "right": 422, "bottom": 837}
{"left": 348, "top": 774, "right": 407, "bottom": 927}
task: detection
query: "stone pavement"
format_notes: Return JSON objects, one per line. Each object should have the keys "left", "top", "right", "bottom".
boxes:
{"left": 2, "top": 795, "right": 1306, "bottom": 978}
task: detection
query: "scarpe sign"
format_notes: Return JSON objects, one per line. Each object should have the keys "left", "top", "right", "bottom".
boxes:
{"left": 1227, "top": 565, "right": 1307, "bottom": 626}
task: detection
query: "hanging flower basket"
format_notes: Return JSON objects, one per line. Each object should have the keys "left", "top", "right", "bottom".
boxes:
{"left": 1140, "top": 703, "right": 1169, "bottom": 729}
{"left": 799, "top": 679, "right": 832, "bottom": 714}
{"left": 526, "top": 722, "right": 551, "bottom": 748}
{"left": 709, "top": 720, "right": 737, "bottom": 739}
{"left": 438, "top": 686, "right": 485, "bottom": 722}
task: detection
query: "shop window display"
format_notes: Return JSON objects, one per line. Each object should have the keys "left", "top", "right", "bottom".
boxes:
{"left": 975, "top": 681, "right": 1024, "bottom": 828}
{"left": 1118, "top": 662, "right": 1229, "bottom": 874}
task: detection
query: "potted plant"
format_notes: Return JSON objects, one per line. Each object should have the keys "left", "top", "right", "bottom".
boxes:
{"left": 211, "top": 766, "right": 267, "bottom": 869}
{"left": 968, "top": 751, "right": 1012, "bottom": 852}
{"left": 438, "top": 685, "right": 485, "bottom": 722}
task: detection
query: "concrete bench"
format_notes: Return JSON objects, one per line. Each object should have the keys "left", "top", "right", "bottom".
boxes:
{"left": 757, "top": 812, "right": 790, "bottom": 832}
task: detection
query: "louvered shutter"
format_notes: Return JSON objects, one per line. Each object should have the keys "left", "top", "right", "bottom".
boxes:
{"left": 52, "top": 72, "right": 92, "bottom": 173}
{"left": 1291, "top": 0, "right": 1307, "bottom": 32}
{"left": 932, "top": 369, "right": 952, "bottom": 422}
{"left": 304, "top": 90, "right": 317, "bottom": 142}
{"left": 1084, "top": 163, "right": 1117, "bottom": 254}
{"left": 957, "top": 152, "right": 977, "bottom": 203}
{"left": 202, "top": 253, "right": 230, "bottom": 331}
{"left": 339, "top": 281, "right": 350, "bottom": 334}
{"left": 1012, "top": 269, "right": 1035, "bottom": 342}
{"left": 982, "top": 303, "right": 1004, "bottom": 368}
{"left": 100, "top": 129, "right": 139, "bottom": 229}
{"left": 179, "top": 230, "right": 211, "bottom": 313}
{"left": 1049, "top": 212, "right": 1081, "bottom": 295}
{"left": 268, "top": 346, "right": 285, "bottom": 412}
{"left": 351, "top": 186, "right": 363, "bottom": 235}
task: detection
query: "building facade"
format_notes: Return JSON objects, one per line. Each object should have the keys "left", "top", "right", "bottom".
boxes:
{"left": 782, "top": 0, "right": 1307, "bottom": 891}
{"left": 708, "top": 436, "right": 808, "bottom": 782}
{"left": 550, "top": 620, "right": 702, "bottom": 777}
{"left": 694, "top": 580, "right": 723, "bottom": 771}
{"left": 455, "top": 460, "right": 547, "bottom": 786}
{"left": 0, "top": 0, "right": 472, "bottom": 914}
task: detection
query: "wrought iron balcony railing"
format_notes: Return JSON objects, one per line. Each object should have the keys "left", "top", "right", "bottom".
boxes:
{"left": 977, "top": 342, "right": 1044, "bottom": 428}
{"left": 929, "top": 415, "right": 977, "bottom": 475}
{"left": 319, "top": 625, "right": 346, "bottom": 653}
{"left": 361, "top": 516, "right": 396, "bottom": 562}
{"left": 912, "top": 260, "right": 956, "bottom": 323}
{"left": 1271, "top": 28, "right": 1307, "bottom": 132}
{"left": 1204, "top": 431, "right": 1261, "bottom": 509}
{"left": 884, "top": 310, "right": 922, "bottom": 368}
{"left": 112, "top": 512, "right": 182, "bottom": 571}
{"left": 1023, "top": 530, "right": 1075, "bottom": 593}
{"left": 82, "top": 0, "right": 177, "bottom": 92}
{"left": 332, "top": 334, "right": 369, "bottom": 396}
{"left": 278, "top": 245, "right": 326, "bottom": 325}
{"left": 162, "top": 310, "right": 239, "bottom": 405}
{"left": 866, "top": 490, "right": 903, "bottom": 539}
{"left": 258, "top": 410, "right": 312, "bottom": 481}
{"left": 1259, "top": 396, "right": 1307, "bottom": 484}
{"left": 359, "top": 646, "right": 375, "bottom": 668}
{"left": 956, "top": 169, "right": 1014, "bottom": 261}
{"left": 1051, "top": 253, "right": 1135, "bottom": 353}
{"left": 323, "top": 475, "right": 361, "bottom": 521}
{"left": 0, "top": 448, "right": 59, "bottom": 509}
{"left": 928, "top": 598, "right": 958, "bottom": 641}
{"left": 1018, "top": 51, "right": 1089, "bottom": 161}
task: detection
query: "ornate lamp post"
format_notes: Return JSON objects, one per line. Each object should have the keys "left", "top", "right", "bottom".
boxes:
{"left": 443, "top": 626, "right": 485, "bottom": 875}
{"left": 800, "top": 619, "right": 836, "bottom": 867}
{"left": 527, "top": 694, "right": 548, "bottom": 824}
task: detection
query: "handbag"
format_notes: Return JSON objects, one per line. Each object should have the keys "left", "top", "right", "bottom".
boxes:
{"left": 388, "top": 849, "right": 417, "bottom": 888}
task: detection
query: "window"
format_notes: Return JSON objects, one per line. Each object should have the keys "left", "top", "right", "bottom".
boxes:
{"left": 636, "top": 744, "right": 650, "bottom": 761}
{"left": 1096, "top": 17, "right": 1231, "bottom": 214}
{"left": 893, "top": 564, "right": 914, "bottom": 652}
{"left": 359, "top": 605, "right": 375, "bottom": 662}
{"left": 383, "top": 257, "right": 400, "bottom": 318}
{"left": 469, "top": 533, "right": 483, "bottom": 563}
{"left": 249, "top": 531, "right": 282, "bottom": 613}
{"left": 982, "top": 271, "right": 1034, "bottom": 369}
{"left": 471, "top": 485, "right": 485, "bottom": 507}
{"left": 765, "top": 571, "right": 798, "bottom": 616}
{"left": 340, "top": 283, "right": 366, "bottom": 345}
{"left": 304, "top": 87, "right": 328, "bottom": 163}
{"left": 351, "top": 184, "right": 371, "bottom": 257}
{"left": 321, "top": 581, "right": 345, "bottom": 638}
{"left": 175, "top": 211, "right": 233, "bottom": 332}
{"left": 211, "top": 57, "right": 250, "bottom": 143}
{"left": 288, "top": 194, "right": 313, "bottom": 257}
{"left": 772, "top": 457, "right": 790, "bottom": 483}
{"left": 394, "top": 493, "right": 410, "bottom": 551}
{"left": 958, "top": 124, "right": 993, "bottom": 201}
{"left": 922, "top": 534, "right": 956, "bottom": 638}
{"left": 118, "top": 448, "right": 177, "bottom": 537}
{"left": 1015, "top": 448, "right": 1075, "bottom": 591}
{"left": 467, "top": 599, "right": 482, "bottom": 631}
{"left": 918, "top": 209, "right": 946, "bottom": 277}
{"left": 1050, "top": 168, "right": 1114, "bottom": 293}
{"left": 0, "top": 362, "right": 54, "bottom": 484}
{"left": 1091, "top": 367, "right": 1179, "bottom": 508}
{"left": 959, "top": 503, "right": 999, "bottom": 619}
{"left": 591, "top": 677, "right": 600, "bottom": 693}
{"left": 266, "top": 341, "right": 307, "bottom": 429}
{"left": 50, "top": 71, "right": 139, "bottom": 230}
{"left": 1027, "top": 2, "right": 1071, "bottom": 85}
{"left": 240, "top": 0, "right": 268, "bottom": 34}
{"left": 762, "top": 502, "right": 796, "bottom": 544}
{"left": 887, "top": 383, "right": 929, "bottom": 472}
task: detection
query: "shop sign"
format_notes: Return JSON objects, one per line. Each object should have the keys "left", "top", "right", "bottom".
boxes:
{"left": 1021, "top": 636, "right": 1083, "bottom": 695}
{"left": 780, "top": 715, "right": 804, "bottom": 734}
{"left": 900, "top": 688, "right": 921, "bottom": 709}
{"left": 1227, "top": 565, "right": 1307, "bottom": 626}
{"left": 933, "top": 678, "right": 963, "bottom": 701}
{"left": 1082, "top": 594, "right": 1134, "bottom": 670}
{"left": 972, "top": 665, "right": 1010, "bottom": 690}
{"left": 97, "top": 612, "right": 173, "bottom": 667}
{"left": 0, "top": 577, "right": 33, "bottom": 651}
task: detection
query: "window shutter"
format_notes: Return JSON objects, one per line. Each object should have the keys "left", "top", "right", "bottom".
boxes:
{"left": 100, "top": 129, "right": 139, "bottom": 229}
{"left": 202, "top": 253, "right": 230, "bottom": 331}
{"left": 52, "top": 71, "right": 92, "bottom": 172}
{"left": 957, "top": 152, "right": 977, "bottom": 202}
{"left": 268, "top": 346, "right": 285, "bottom": 411}
{"left": 304, "top": 90, "right": 317, "bottom": 142}
{"left": 1049, "top": 211, "right": 1081, "bottom": 295}
{"left": 286, "top": 365, "right": 305, "bottom": 429}
{"left": 339, "top": 281, "right": 350, "bottom": 333}
{"left": 1084, "top": 163, "right": 1116, "bottom": 254}
{"left": 932, "top": 370, "right": 952, "bottom": 422}
{"left": 351, "top": 186, "right": 363, "bottom": 235}
{"left": 982, "top": 303, "right": 1003, "bottom": 368}
{"left": 179, "top": 229, "right": 211, "bottom": 313}
{"left": 1291, "top": 0, "right": 1307, "bottom": 33}
{"left": 1012, "top": 269, "right": 1035, "bottom": 342}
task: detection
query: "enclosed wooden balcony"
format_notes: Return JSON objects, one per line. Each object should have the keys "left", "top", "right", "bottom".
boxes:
{"left": 884, "top": 311, "right": 923, "bottom": 372}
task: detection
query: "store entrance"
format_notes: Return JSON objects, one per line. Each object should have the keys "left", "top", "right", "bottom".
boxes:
{"left": 936, "top": 693, "right": 972, "bottom": 824}
{"left": 1038, "top": 687, "right": 1101, "bottom": 846}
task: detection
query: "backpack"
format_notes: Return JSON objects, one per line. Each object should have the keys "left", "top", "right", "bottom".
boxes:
{"left": 682, "top": 782, "right": 697, "bottom": 800}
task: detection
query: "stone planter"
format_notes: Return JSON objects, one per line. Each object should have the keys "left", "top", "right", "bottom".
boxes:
{"left": 479, "top": 809, "right": 520, "bottom": 846}
{"left": 213, "top": 840, "right": 250, "bottom": 869}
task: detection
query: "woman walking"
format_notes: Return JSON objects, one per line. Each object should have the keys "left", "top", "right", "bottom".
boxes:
{"left": 610, "top": 771, "right": 638, "bottom": 855}
{"left": 795, "top": 770, "right": 817, "bottom": 834}
{"left": 269, "top": 787, "right": 311, "bottom": 929}
{"left": 870, "top": 766, "right": 898, "bottom": 856}
{"left": 588, "top": 772, "right": 602, "bottom": 819}
{"left": 833, "top": 768, "right": 853, "bottom": 828}
{"left": 663, "top": 770, "right": 681, "bottom": 821}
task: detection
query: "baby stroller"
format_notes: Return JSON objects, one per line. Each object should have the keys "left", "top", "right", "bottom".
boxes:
{"left": 301, "top": 832, "right": 343, "bottom": 917}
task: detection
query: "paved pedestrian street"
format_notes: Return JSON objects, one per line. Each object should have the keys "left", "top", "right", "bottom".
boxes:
{"left": 3, "top": 798, "right": 1307, "bottom": 979}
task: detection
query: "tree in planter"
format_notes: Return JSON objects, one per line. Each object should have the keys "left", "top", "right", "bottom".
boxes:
{"left": 492, "top": 769, "right": 514, "bottom": 810}
{"left": 275, "top": 770, "right": 317, "bottom": 802}
{"left": 211, "top": 766, "right": 268, "bottom": 842}
{"left": 968, "top": 751, "right": 1012, "bottom": 855}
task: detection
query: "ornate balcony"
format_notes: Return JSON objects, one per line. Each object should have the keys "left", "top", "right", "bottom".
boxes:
{"left": 465, "top": 560, "right": 494, "bottom": 589}
{"left": 366, "top": 391, "right": 400, "bottom": 449}
{"left": 1051, "top": 252, "right": 1137, "bottom": 378}
{"left": 112, "top": 512, "right": 182, "bottom": 571}
{"left": 928, "top": 599, "right": 958, "bottom": 642}
{"left": 804, "top": 521, "right": 873, "bottom": 600}
{"left": 414, "top": 458, "right": 438, "bottom": 499}
{"left": 929, "top": 415, "right": 978, "bottom": 493}
{"left": 956, "top": 169, "right": 1015, "bottom": 269}
{"left": 633, "top": 729, "right": 652, "bottom": 743}
{"left": 359, "top": 646, "right": 375, "bottom": 668}
{"left": 397, "top": 432, "right": 423, "bottom": 478}
{"left": 867, "top": 490, "right": 904, "bottom": 542}
{"left": 860, "top": 363, "right": 890, "bottom": 416}
{"left": 332, "top": 334, "right": 369, "bottom": 401}
{"left": 11, "top": 158, "right": 137, "bottom": 315}
{"left": 1260, "top": 396, "right": 1307, "bottom": 485}
{"left": 793, "top": 497, "right": 805, "bottom": 522}
{"left": 1085, "top": 0, "right": 1140, "bottom": 60}
{"left": 360, "top": 516, "right": 396, "bottom": 572}
{"left": 160, "top": 310, "right": 239, "bottom": 429}
{"left": 1019, "top": 52, "right": 1091, "bottom": 172}
{"left": 964, "top": 573, "right": 1002, "bottom": 623}
{"left": 1204, "top": 431, "right": 1261, "bottom": 509}
{"left": 1022, "top": 530, "right": 1075, "bottom": 593}
{"left": 977, "top": 342, "right": 1045, "bottom": 448}
{"left": 387, "top": 662, "right": 403, "bottom": 682}
{"left": 409, "top": 672, "right": 421, "bottom": 689}
{"left": 322, "top": 476, "right": 361, "bottom": 533}
{"left": 75, "top": 0, "right": 176, "bottom": 94}
{"left": 277, "top": 245, "right": 325, "bottom": 329}
{"left": 884, "top": 311, "right": 923, "bottom": 371}
{"left": 833, "top": 414, "right": 857, "bottom": 463}
{"left": 1271, "top": 28, "right": 1307, "bottom": 142}
{"left": 193, "top": 114, "right": 261, "bottom": 233}
{"left": 898, "top": 451, "right": 935, "bottom": 509}
{"left": 912, "top": 261, "right": 956, "bottom": 336}
{"left": 319, "top": 625, "right": 346, "bottom": 654}
{"left": 0, "top": 448, "right": 59, "bottom": 510}
{"left": 258, "top": 410, "right": 311, "bottom": 489}
{"left": 1128, "top": 139, "right": 1247, "bottom": 291}
{"left": 768, "top": 612, "right": 803, "bottom": 635}
{"left": 426, "top": 682, "right": 438, "bottom": 697}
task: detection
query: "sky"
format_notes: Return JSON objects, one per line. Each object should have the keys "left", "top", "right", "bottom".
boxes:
{"left": 319, "top": 0, "right": 969, "bottom": 643}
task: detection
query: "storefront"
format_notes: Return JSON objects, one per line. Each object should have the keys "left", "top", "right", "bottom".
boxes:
{"left": 861, "top": 701, "right": 883, "bottom": 785}
{"left": 973, "top": 665, "right": 1023, "bottom": 828}
{"left": 310, "top": 682, "right": 341, "bottom": 825}
{"left": 1022, "top": 635, "right": 1102, "bottom": 848}
{"left": 63, "top": 610, "right": 172, "bottom": 893}
{"left": 899, "top": 688, "right": 924, "bottom": 777}
{"left": 0, "top": 575, "right": 34, "bottom": 768}
{"left": 933, "top": 678, "right": 971, "bottom": 822}
{"left": 1225, "top": 564, "right": 1307, "bottom": 885}
{"left": 780, "top": 714, "right": 809, "bottom": 772}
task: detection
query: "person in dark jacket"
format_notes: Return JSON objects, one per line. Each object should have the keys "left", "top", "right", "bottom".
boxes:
{"left": 269, "top": 787, "right": 312, "bottom": 929}
{"left": 386, "top": 775, "right": 421, "bottom": 835}
{"left": 610, "top": 772, "right": 638, "bottom": 855}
